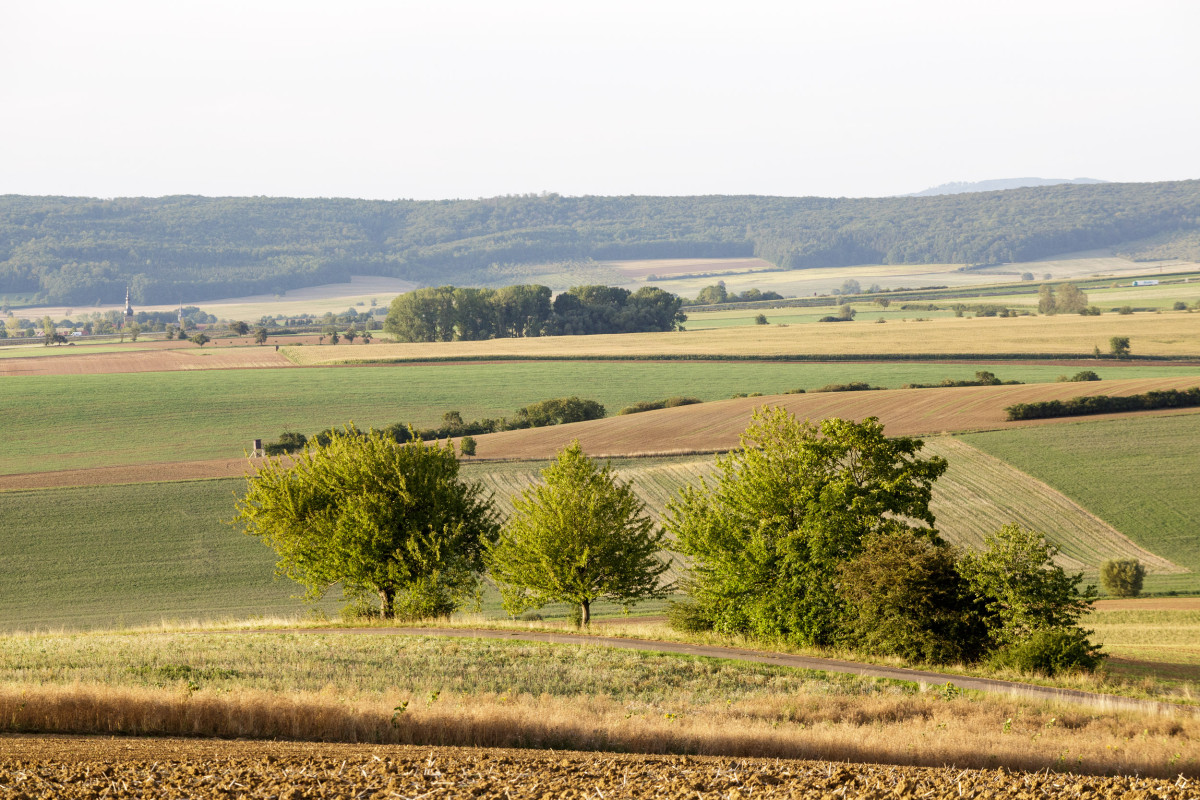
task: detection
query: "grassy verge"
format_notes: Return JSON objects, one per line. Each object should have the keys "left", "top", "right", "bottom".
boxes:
{"left": 1, "top": 629, "right": 1197, "bottom": 776}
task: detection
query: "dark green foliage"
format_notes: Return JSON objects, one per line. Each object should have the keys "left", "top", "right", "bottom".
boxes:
{"left": 1101, "top": 559, "right": 1146, "bottom": 598}
{"left": 234, "top": 428, "right": 500, "bottom": 619}
{"left": 487, "top": 441, "right": 670, "bottom": 626}
{"left": 262, "top": 431, "right": 308, "bottom": 456}
{"left": 514, "top": 396, "right": 606, "bottom": 427}
{"left": 1005, "top": 387, "right": 1200, "bottom": 420}
{"left": 6, "top": 182, "right": 1199, "bottom": 305}
{"left": 958, "top": 524, "right": 1098, "bottom": 647}
{"left": 1057, "top": 370, "right": 1101, "bottom": 382}
{"left": 987, "top": 628, "right": 1104, "bottom": 675}
{"left": 1110, "top": 336, "right": 1132, "bottom": 357}
{"left": 809, "top": 382, "right": 880, "bottom": 393}
{"left": 618, "top": 396, "right": 703, "bottom": 415}
{"left": 665, "top": 600, "right": 716, "bottom": 632}
{"left": 903, "top": 371, "right": 1022, "bottom": 389}
{"left": 1173, "top": 301, "right": 1189, "bottom": 311}
{"left": 385, "top": 283, "right": 685, "bottom": 342}
{"left": 667, "top": 410, "right": 947, "bottom": 646}
{"left": 836, "top": 531, "right": 989, "bottom": 665}
{"left": 229, "top": 320, "right": 250, "bottom": 335}
{"left": 754, "top": 313, "right": 768, "bottom": 325}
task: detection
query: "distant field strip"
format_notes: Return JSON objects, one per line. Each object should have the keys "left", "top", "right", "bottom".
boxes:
{"left": 469, "top": 376, "right": 1200, "bottom": 461}
{"left": 288, "top": 313, "right": 1200, "bottom": 363}
{"left": 0, "top": 346, "right": 292, "bottom": 375}
{"left": 9, "top": 361, "right": 1198, "bottom": 477}
{"left": 964, "top": 414, "right": 1200, "bottom": 593}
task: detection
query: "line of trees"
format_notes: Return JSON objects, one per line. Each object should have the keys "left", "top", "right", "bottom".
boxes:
{"left": 236, "top": 409, "right": 1103, "bottom": 676}
{"left": 4, "top": 181, "right": 1200, "bottom": 304}
{"left": 384, "top": 284, "right": 686, "bottom": 341}
{"left": 1005, "top": 387, "right": 1200, "bottom": 420}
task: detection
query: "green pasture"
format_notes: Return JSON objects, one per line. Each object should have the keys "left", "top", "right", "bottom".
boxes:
{"left": 1087, "top": 606, "right": 1200, "bottom": 686}
{"left": 8, "top": 360, "right": 1200, "bottom": 476}
{"left": 0, "top": 479, "right": 323, "bottom": 632}
{"left": 963, "top": 414, "right": 1200, "bottom": 594}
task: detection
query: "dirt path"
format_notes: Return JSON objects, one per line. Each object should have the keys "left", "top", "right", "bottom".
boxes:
{"left": 240, "top": 626, "right": 1197, "bottom": 716}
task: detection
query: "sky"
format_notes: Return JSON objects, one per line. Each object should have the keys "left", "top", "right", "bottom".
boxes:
{"left": 1, "top": 0, "right": 1197, "bottom": 200}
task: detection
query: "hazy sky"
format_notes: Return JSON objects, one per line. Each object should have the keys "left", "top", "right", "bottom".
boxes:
{"left": 2, "top": 0, "right": 1196, "bottom": 200}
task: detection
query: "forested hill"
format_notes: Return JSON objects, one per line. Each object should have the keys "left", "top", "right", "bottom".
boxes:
{"left": 2, "top": 180, "right": 1198, "bottom": 305}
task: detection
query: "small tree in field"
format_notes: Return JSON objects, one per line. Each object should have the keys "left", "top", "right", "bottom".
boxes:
{"left": 189, "top": 332, "right": 209, "bottom": 347}
{"left": 487, "top": 440, "right": 671, "bottom": 626}
{"left": 459, "top": 436, "right": 477, "bottom": 456}
{"left": 235, "top": 427, "right": 500, "bottom": 619}
{"left": 1109, "top": 336, "right": 1131, "bottom": 359}
{"left": 254, "top": 326, "right": 269, "bottom": 345}
{"left": 1101, "top": 559, "right": 1145, "bottom": 598}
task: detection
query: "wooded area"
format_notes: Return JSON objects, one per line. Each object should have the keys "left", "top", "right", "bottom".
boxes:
{"left": 2, "top": 180, "right": 1198, "bottom": 305}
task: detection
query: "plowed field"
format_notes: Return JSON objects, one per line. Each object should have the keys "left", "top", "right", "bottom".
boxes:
{"left": 0, "top": 346, "right": 293, "bottom": 375}
{"left": 0, "top": 736, "right": 1192, "bottom": 799}
{"left": 466, "top": 376, "right": 1200, "bottom": 460}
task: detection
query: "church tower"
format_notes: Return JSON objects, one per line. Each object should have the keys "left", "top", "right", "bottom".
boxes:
{"left": 124, "top": 286, "right": 134, "bottom": 323}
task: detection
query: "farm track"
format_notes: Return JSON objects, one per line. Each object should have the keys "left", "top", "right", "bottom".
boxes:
{"left": 233, "top": 626, "right": 1198, "bottom": 717}
{"left": 4, "top": 736, "right": 1192, "bottom": 799}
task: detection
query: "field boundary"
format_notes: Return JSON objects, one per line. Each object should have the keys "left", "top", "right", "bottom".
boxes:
{"left": 232, "top": 626, "right": 1199, "bottom": 716}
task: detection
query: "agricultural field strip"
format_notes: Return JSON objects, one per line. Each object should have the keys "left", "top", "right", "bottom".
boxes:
{"left": 467, "top": 376, "right": 1200, "bottom": 462}
{"left": 287, "top": 312, "right": 1200, "bottom": 363}
{"left": 235, "top": 626, "right": 1194, "bottom": 716}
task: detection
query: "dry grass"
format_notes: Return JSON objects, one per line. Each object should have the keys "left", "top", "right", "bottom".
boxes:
{"left": 286, "top": 312, "right": 1200, "bottom": 365}
{"left": 2, "top": 682, "right": 1197, "bottom": 776}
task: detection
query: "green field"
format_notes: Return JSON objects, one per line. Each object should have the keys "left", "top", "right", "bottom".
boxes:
{"left": 8, "top": 361, "right": 1200, "bottom": 475}
{"left": 963, "top": 414, "right": 1200, "bottom": 593}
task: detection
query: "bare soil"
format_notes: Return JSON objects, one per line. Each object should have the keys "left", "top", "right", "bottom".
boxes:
{"left": 0, "top": 346, "right": 294, "bottom": 376}
{"left": 1, "top": 735, "right": 1192, "bottom": 798}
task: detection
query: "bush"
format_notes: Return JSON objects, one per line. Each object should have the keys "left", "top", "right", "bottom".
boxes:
{"left": 667, "top": 599, "right": 716, "bottom": 632}
{"left": 810, "top": 382, "right": 880, "bottom": 393}
{"left": 1173, "top": 301, "right": 1188, "bottom": 311}
{"left": 987, "top": 628, "right": 1103, "bottom": 675}
{"left": 1057, "top": 370, "right": 1100, "bottom": 382}
{"left": 754, "top": 313, "right": 768, "bottom": 325}
{"left": 1101, "top": 559, "right": 1145, "bottom": 597}
{"left": 618, "top": 397, "right": 702, "bottom": 415}
{"left": 262, "top": 431, "right": 308, "bottom": 456}
{"left": 459, "top": 436, "right": 477, "bottom": 456}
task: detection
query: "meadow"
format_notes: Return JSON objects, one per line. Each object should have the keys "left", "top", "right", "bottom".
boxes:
{"left": 963, "top": 414, "right": 1200, "bottom": 593}
{"left": 9, "top": 360, "right": 1200, "bottom": 476}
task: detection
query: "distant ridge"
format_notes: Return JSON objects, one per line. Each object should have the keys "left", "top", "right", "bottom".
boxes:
{"left": 907, "top": 177, "right": 1107, "bottom": 197}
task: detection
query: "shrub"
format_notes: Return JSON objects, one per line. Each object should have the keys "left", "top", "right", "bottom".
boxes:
{"left": 987, "top": 628, "right": 1103, "bottom": 675}
{"left": 754, "top": 313, "right": 768, "bottom": 325}
{"left": 618, "top": 397, "right": 702, "bottom": 415}
{"left": 810, "top": 382, "right": 880, "bottom": 393}
{"left": 1057, "top": 370, "right": 1100, "bottom": 382}
{"left": 262, "top": 431, "right": 308, "bottom": 456}
{"left": 1101, "top": 559, "right": 1146, "bottom": 597}
{"left": 459, "top": 436, "right": 477, "bottom": 456}
{"left": 1117, "top": 306, "right": 1134, "bottom": 315}
{"left": 667, "top": 599, "right": 716, "bottom": 632}
{"left": 1173, "top": 301, "right": 1188, "bottom": 311}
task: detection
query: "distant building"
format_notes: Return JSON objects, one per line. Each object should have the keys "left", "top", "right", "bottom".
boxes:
{"left": 124, "top": 286, "right": 135, "bottom": 324}
{"left": 1132, "top": 280, "right": 1159, "bottom": 286}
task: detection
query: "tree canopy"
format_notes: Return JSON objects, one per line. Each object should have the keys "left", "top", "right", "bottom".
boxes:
{"left": 667, "top": 409, "right": 947, "bottom": 646}
{"left": 233, "top": 427, "right": 500, "bottom": 619}
{"left": 487, "top": 441, "right": 671, "bottom": 625}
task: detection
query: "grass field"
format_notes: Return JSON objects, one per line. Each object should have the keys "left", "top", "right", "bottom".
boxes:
{"left": 1088, "top": 604, "right": 1200, "bottom": 688}
{"left": 964, "top": 414, "right": 1200, "bottom": 594}
{"left": 3, "top": 432, "right": 1191, "bottom": 633}
{"left": 290, "top": 311, "right": 1200, "bottom": 363}
{"left": 8, "top": 361, "right": 1200, "bottom": 476}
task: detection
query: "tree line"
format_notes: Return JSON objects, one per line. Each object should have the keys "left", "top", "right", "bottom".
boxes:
{"left": 236, "top": 409, "right": 1104, "bottom": 675}
{"left": 3, "top": 180, "right": 1199, "bottom": 304}
{"left": 384, "top": 284, "right": 686, "bottom": 341}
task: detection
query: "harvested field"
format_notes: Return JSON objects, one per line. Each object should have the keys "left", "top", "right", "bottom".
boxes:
{"left": 465, "top": 376, "right": 1200, "bottom": 460}
{"left": 609, "top": 256, "right": 777, "bottom": 278}
{"left": 289, "top": 312, "right": 1200, "bottom": 363}
{"left": 0, "top": 346, "right": 293, "bottom": 375}
{"left": 3, "top": 737, "right": 1194, "bottom": 799}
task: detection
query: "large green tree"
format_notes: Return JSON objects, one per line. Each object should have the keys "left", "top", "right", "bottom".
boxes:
{"left": 667, "top": 409, "right": 947, "bottom": 646}
{"left": 234, "top": 427, "right": 500, "bottom": 619}
{"left": 487, "top": 441, "right": 670, "bottom": 626}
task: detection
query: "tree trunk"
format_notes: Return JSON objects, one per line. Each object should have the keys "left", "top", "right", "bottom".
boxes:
{"left": 580, "top": 599, "right": 590, "bottom": 627}
{"left": 379, "top": 587, "right": 395, "bottom": 619}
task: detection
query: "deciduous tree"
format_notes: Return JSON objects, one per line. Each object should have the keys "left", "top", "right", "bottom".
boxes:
{"left": 487, "top": 441, "right": 670, "bottom": 626}
{"left": 234, "top": 428, "right": 500, "bottom": 619}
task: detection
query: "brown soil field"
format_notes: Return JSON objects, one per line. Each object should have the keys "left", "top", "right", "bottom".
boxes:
{"left": 0, "top": 346, "right": 294, "bottom": 375}
{"left": 290, "top": 312, "right": 1200, "bottom": 364}
{"left": 0, "top": 457, "right": 257, "bottom": 491}
{"left": 465, "top": 376, "right": 1200, "bottom": 460}
{"left": 1, "top": 736, "right": 1193, "bottom": 799}
{"left": 1095, "top": 597, "right": 1200, "bottom": 612}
